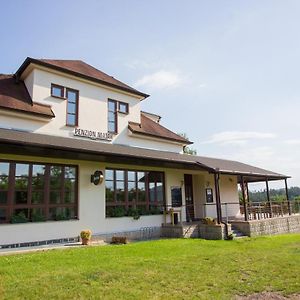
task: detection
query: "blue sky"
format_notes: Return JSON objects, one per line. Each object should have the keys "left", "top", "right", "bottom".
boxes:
{"left": 1, "top": 1, "right": 300, "bottom": 188}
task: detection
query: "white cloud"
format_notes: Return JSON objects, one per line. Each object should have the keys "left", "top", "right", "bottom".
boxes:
{"left": 202, "top": 131, "right": 276, "bottom": 145}
{"left": 134, "top": 70, "right": 184, "bottom": 90}
{"left": 284, "top": 139, "right": 300, "bottom": 145}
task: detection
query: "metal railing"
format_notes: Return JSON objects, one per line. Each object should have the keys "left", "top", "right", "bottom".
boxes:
{"left": 162, "top": 200, "right": 300, "bottom": 224}
{"left": 202, "top": 200, "right": 300, "bottom": 222}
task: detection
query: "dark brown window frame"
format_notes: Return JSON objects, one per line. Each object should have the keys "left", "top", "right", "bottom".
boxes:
{"left": 105, "top": 168, "right": 165, "bottom": 218}
{"left": 108, "top": 99, "right": 118, "bottom": 134}
{"left": 0, "top": 159, "right": 79, "bottom": 224}
{"left": 66, "top": 88, "right": 79, "bottom": 127}
{"left": 118, "top": 101, "right": 129, "bottom": 114}
{"left": 51, "top": 83, "right": 65, "bottom": 99}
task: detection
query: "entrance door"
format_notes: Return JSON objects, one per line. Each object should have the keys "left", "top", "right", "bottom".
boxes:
{"left": 184, "top": 174, "right": 194, "bottom": 221}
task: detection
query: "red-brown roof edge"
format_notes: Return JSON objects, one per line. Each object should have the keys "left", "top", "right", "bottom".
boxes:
{"left": 15, "top": 57, "right": 150, "bottom": 99}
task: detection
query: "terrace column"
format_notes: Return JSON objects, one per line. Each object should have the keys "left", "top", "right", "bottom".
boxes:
{"left": 241, "top": 176, "right": 248, "bottom": 221}
{"left": 285, "top": 178, "right": 291, "bottom": 215}
{"left": 266, "top": 178, "right": 273, "bottom": 218}
{"left": 214, "top": 172, "right": 222, "bottom": 224}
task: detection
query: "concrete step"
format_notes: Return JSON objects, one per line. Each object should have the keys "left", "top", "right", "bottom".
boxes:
{"left": 231, "top": 226, "right": 247, "bottom": 238}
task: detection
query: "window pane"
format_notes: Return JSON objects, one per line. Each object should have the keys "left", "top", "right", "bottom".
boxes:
{"left": 108, "top": 100, "right": 116, "bottom": 111}
{"left": 0, "top": 176, "right": 9, "bottom": 190}
{"left": 138, "top": 182, "right": 146, "bottom": 202}
{"left": 67, "top": 90, "right": 77, "bottom": 102}
{"left": 64, "top": 190, "right": 75, "bottom": 204}
{"left": 119, "top": 102, "right": 128, "bottom": 113}
{"left": 31, "top": 208, "right": 45, "bottom": 222}
{"left": 105, "top": 180, "right": 114, "bottom": 202}
{"left": 15, "top": 191, "right": 28, "bottom": 204}
{"left": 0, "top": 162, "right": 9, "bottom": 176}
{"left": 50, "top": 166, "right": 62, "bottom": 180}
{"left": 128, "top": 181, "right": 136, "bottom": 202}
{"left": 67, "top": 114, "right": 76, "bottom": 126}
{"left": 64, "top": 178, "right": 76, "bottom": 203}
{"left": 149, "top": 182, "right": 155, "bottom": 202}
{"left": 0, "top": 191, "right": 7, "bottom": 204}
{"left": 67, "top": 102, "right": 76, "bottom": 114}
{"left": 32, "top": 165, "right": 45, "bottom": 177}
{"left": 52, "top": 86, "right": 63, "bottom": 97}
{"left": 50, "top": 191, "right": 61, "bottom": 204}
{"left": 108, "top": 122, "right": 116, "bottom": 133}
{"left": 16, "top": 164, "right": 29, "bottom": 176}
{"left": 15, "top": 177, "right": 28, "bottom": 189}
{"left": 157, "top": 181, "right": 164, "bottom": 203}
{"left": 65, "top": 167, "right": 76, "bottom": 179}
{"left": 32, "top": 165, "right": 45, "bottom": 190}
{"left": 116, "top": 170, "right": 124, "bottom": 181}
{"left": 31, "top": 191, "right": 44, "bottom": 204}
{"left": 105, "top": 169, "right": 114, "bottom": 181}
{"left": 108, "top": 111, "right": 115, "bottom": 122}
{"left": 0, "top": 208, "right": 6, "bottom": 222}
{"left": 128, "top": 171, "right": 135, "bottom": 182}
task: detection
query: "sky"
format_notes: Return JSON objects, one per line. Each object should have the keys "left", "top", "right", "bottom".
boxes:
{"left": 0, "top": 1, "right": 300, "bottom": 189}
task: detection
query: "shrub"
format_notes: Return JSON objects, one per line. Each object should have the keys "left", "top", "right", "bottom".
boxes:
{"left": 203, "top": 217, "right": 216, "bottom": 225}
{"left": 111, "top": 236, "right": 127, "bottom": 244}
{"left": 31, "top": 211, "right": 46, "bottom": 222}
{"left": 80, "top": 230, "right": 92, "bottom": 240}
{"left": 127, "top": 208, "right": 140, "bottom": 220}
{"left": 11, "top": 212, "right": 28, "bottom": 224}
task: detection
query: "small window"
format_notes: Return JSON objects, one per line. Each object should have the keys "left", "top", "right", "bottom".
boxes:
{"left": 118, "top": 102, "right": 129, "bottom": 114}
{"left": 51, "top": 84, "right": 64, "bottom": 98}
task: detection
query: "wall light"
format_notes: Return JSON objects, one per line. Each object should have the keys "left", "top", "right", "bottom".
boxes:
{"left": 91, "top": 170, "right": 104, "bottom": 185}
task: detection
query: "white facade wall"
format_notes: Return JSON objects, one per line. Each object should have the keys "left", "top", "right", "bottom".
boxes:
{"left": 0, "top": 154, "right": 188, "bottom": 245}
{"left": 15, "top": 66, "right": 183, "bottom": 152}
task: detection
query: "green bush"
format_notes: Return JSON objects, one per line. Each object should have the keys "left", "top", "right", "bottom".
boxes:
{"left": 11, "top": 212, "right": 28, "bottom": 224}
{"left": 31, "top": 211, "right": 46, "bottom": 222}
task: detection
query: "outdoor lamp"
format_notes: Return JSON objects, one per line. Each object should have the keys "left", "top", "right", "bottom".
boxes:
{"left": 91, "top": 170, "right": 104, "bottom": 185}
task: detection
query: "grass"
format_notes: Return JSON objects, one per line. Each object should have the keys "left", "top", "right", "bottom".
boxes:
{"left": 0, "top": 234, "right": 299, "bottom": 300}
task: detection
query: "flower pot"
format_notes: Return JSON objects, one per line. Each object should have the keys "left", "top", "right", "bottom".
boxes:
{"left": 81, "top": 238, "right": 90, "bottom": 245}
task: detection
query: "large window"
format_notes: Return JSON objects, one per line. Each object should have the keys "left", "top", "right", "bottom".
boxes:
{"left": 105, "top": 169, "right": 165, "bottom": 217}
{"left": 66, "top": 88, "right": 79, "bottom": 126}
{"left": 0, "top": 161, "right": 78, "bottom": 224}
{"left": 107, "top": 99, "right": 129, "bottom": 134}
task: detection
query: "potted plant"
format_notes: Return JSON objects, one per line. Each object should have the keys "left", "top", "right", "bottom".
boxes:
{"left": 80, "top": 230, "right": 92, "bottom": 245}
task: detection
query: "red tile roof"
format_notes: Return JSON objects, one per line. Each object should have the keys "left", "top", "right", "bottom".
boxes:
{"left": 16, "top": 57, "right": 149, "bottom": 99}
{"left": 0, "top": 74, "right": 54, "bottom": 118}
{"left": 128, "top": 113, "right": 193, "bottom": 145}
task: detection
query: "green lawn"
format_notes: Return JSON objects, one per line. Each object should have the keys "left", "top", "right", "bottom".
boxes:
{"left": 0, "top": 234, "right": 299, "bottom": 300}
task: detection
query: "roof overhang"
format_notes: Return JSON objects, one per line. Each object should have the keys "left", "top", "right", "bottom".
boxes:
{"left": 0, "top": 128, "right": 289, "bottom": 182}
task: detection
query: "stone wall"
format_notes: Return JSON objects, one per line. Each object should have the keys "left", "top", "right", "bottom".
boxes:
{"left": 161, "top": 223, "right": 231, "bottom": 240}
{"left": 198, "top": 223, "right": 230, "bottom": 240}
{"left": 231, "top": 215, "right": 300, "bottom": 237}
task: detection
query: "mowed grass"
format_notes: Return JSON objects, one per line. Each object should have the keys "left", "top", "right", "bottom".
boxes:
{"left": 0, "top": 234, "right": 299, "bottom": 300}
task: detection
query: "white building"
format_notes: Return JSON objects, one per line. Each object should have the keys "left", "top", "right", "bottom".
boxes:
{"left": 0, "top": 58, "right": 289, "bottom": 246}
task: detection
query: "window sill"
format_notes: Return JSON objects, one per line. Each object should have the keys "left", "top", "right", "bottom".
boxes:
{"left": 0, "top": 219, "right": 79, "bottom": 226}
{"left": 118, "top": 111, "right": 129, "bottom": 115}
{"left": 51, "top": 95, "right": 66, "bottom": 100}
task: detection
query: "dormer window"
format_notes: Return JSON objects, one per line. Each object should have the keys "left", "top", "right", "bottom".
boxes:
{"left": 66, "top": 88, "right": 79, "bottom": 127}
{"left": 51, "top": 84, "right": 64, "bottom": 99}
